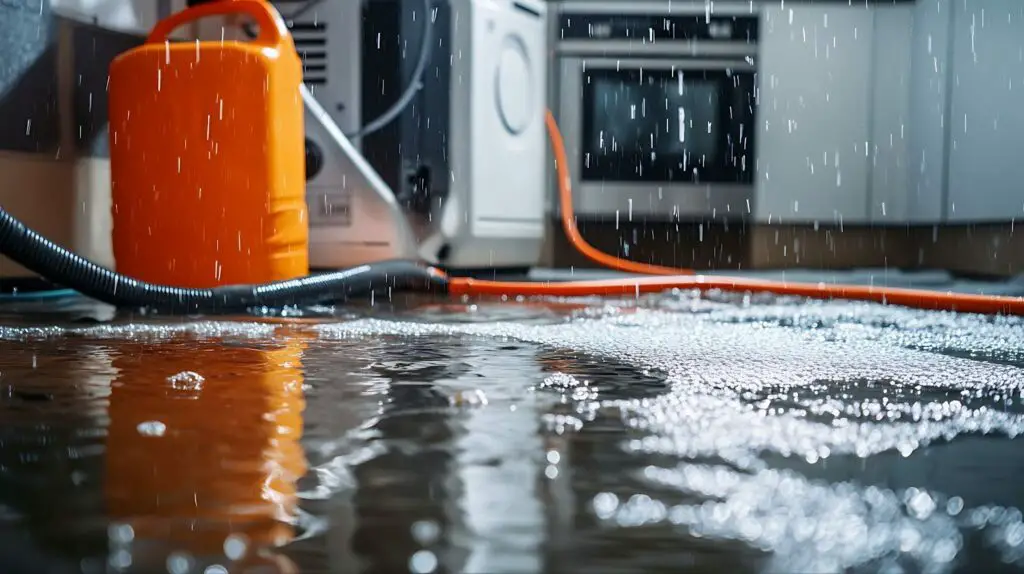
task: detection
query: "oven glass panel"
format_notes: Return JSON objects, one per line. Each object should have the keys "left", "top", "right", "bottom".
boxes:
{"left": 581, "top": 65, "right": 756, "bottom": 184}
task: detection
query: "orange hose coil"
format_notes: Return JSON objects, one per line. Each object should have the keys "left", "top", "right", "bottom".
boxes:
{"left": 447, "top": 111, "right": 1024, "bottom": 317}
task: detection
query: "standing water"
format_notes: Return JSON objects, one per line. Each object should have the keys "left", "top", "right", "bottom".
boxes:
{"left": 0, "top": 291, "right": 1022, "bottom": 574}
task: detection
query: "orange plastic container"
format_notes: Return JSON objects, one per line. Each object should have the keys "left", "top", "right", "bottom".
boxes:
{"left": 108, "top": 0, "right": 308, "bottom": 288}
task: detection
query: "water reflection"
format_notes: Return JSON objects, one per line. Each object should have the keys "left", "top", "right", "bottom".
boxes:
{"left": 350, "top": 338, "right": 460, "bottom": 574}
{"left": 297, "top": 336, "right": 554, "bottom": 574}
{"left": 530, "top": 348, "right": 766, "bottom": 574}
{"left": 0, "top": 329, "right": 311, "bottom": 574}
{"left": 0, "top": 295, "right": 1022, "bottom": 573}
{"left": 103, "top": 331, "right": 309, "bottom": 573}
{"left": 290, "top": 330, "right": 716, "bottom": 574}
{"left": 0, "top": 341, "right": 110, "bottom": 573}
{"left": 319, "top": 301, "right": 1024, "bottom": 573}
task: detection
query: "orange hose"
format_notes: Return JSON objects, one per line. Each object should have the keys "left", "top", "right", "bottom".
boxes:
{"left": 445, "top": 110, "right": 1024, "bottom": 317}
{"left": 543, "top": 110, "right": 690, "bottom": 276}
{"left": 448, "top": 275, "right": 1024, "bottom": 316}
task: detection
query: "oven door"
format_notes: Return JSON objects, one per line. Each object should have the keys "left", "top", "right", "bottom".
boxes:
{"left": 558, "top": 56, "right": 757, "bottom": 220}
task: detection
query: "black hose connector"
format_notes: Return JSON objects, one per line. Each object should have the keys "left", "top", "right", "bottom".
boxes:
{"left": 0, "top": 206, "right": 447, "bottom": 314}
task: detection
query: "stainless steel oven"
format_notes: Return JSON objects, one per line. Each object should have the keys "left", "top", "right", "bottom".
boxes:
{"left": 554, "top": 5, "right": 759, "bottom": 220}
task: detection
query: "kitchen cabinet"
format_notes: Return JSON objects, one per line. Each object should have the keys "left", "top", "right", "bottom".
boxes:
{"left": 868, "top": 6, "right": 914, "bottom": 224}
{"left": 945, "top": 0, "right": 1024, "bottom": 223}
{"left": 904, "top": 0, "right": 951, "bottom": 223}
{"left": 755, "top": 4, "right": 876, "bottom": 224}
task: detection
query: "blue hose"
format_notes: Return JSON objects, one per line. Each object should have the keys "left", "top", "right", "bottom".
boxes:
{"left": 0, "top": 289, "right": 78, "bottom": 302}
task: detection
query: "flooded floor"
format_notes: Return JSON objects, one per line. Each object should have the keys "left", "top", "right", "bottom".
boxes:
{"left": 0, "top": 290, "right": 1022, "bottom": 574}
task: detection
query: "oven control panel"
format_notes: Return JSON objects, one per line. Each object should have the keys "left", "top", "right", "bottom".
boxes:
{"left": 558, "top": 13, "right": 758, "bottom": 43}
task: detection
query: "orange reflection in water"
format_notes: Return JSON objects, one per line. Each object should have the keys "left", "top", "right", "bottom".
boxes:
{"left": 103, "top": 328, "right": 309, "bottom": 572}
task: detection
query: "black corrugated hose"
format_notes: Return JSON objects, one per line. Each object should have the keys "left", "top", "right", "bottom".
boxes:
{"left": 0, "top": 206, "right": 448, "bottom": 314}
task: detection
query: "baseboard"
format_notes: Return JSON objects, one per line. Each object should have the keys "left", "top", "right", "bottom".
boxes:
{"left": 546, "top": 218, "right": 1024, "bottom": 278}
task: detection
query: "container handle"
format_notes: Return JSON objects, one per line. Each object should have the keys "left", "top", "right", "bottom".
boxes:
{"left": 146, "top": 0, "right": 291, "bottom": 50}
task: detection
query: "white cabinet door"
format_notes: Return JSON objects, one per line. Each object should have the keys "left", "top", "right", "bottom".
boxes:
{"left": 868, "top": 6, "right": 914, "bottom": 224}
{"left": 945, "top": 0, "right": 1024, "bottom": 223}
{"left": 756, "top": 5, "right": 875, "bottom": 224}
{"left": 904, "top": 0, "right": 953, "bottom": 223}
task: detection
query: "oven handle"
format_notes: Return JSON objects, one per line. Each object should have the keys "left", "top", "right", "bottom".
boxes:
{"left": 577, "top": 57, "right": 755, "bottom": 72}
{"left": 557, "top": 40, "right": 757, "bottom": 60}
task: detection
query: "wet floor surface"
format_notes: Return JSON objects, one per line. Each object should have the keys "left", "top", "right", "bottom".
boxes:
{"left": 0, "top": 291, "right": 1022, "bottom": 574}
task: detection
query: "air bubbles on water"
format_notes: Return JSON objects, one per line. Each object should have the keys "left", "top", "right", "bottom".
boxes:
{"left": 223, "top": 533, "right": 249, "bottom": 560}
{"left": 537, "top": 372, "right": 599, "bottom": 401}
{"left": 906, "top": 488, "right": 938, "bottom": 520}
{"left": 543, "top": 413, "right": 584, "bottom": 434}
{"left": 317, "top": 298, "right": 1024, "bottom": 570}
{"left": 932, "top": 538, "right": 959, "bottom": 563}
{"left": 615, "top": 493, "right": 667, "bottom": 527}
{"left": 540, "top": 372, "right": 583, "bottom": 390}
{"left": 593, "top": 492, "right": 620, "bottom": 520}
{"left": 411, "top": 520, "right": 441, "bottom": 545}
{"left": 166, "top": 552, "right": 195, "bottom": 574}
{"left": 1005, "top": 522, "right": 1024, "bottom": 547}
{"left": 449, "top": 389, "right": 488, "bottom": 408}
{"left": 409, "top": 549, "right": 438, "bottom": 573}
{"left": 946, "top": 496, "right": 965, "bottom": 516}
{"left": 137, "top": 420, "right": 167, "bottom": 437}
{"left": 168, "top": 370, "right": 205, "bottom": 392}
{"left": 108, "top": 523, "right": 135, "bottom": 545}
{"left": 108, "top": 549, "right": 132, "bottom": 571}
{"left": 621, "top": 464, "right": 967, "bottom": 572}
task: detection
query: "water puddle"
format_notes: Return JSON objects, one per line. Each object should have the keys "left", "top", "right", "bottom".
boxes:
{"left": 0, "top": 292, "right": 1020, "bottom": 572}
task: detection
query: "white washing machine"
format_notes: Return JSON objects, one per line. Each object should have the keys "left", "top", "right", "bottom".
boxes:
{"left": 431, "top": 0, "right": 549, "bottom": 269}
{"left": 298, "top": 0, "right": 549, "bottom": 271}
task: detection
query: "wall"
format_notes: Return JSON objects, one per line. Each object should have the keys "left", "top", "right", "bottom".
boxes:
{"left": 0, "top": 0, "right": 60, "bottom": 156}
{"left": 0, "top": 0, "right": 68, "bottom": 279}
{"left": 49, "top": 0, "right": 184, "bottom": 34}
{"left": 0, "top": 1, "right": 171, "bottom": 278}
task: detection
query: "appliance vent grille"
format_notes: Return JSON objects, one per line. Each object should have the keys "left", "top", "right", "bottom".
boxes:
{"left": 271, "top": 1, "right": 327, "bottom": 86}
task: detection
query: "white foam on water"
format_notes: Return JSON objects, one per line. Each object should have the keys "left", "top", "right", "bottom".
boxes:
{"left": 315, "top": 294, "right": 1024, "bottom": 572}
{"left": 0, "top": 320, "right": 279, "bottom": 341}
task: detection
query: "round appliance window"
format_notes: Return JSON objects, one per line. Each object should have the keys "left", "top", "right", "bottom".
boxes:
{"left": 494, "top": 34, "right": 533, "bottom": 136}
